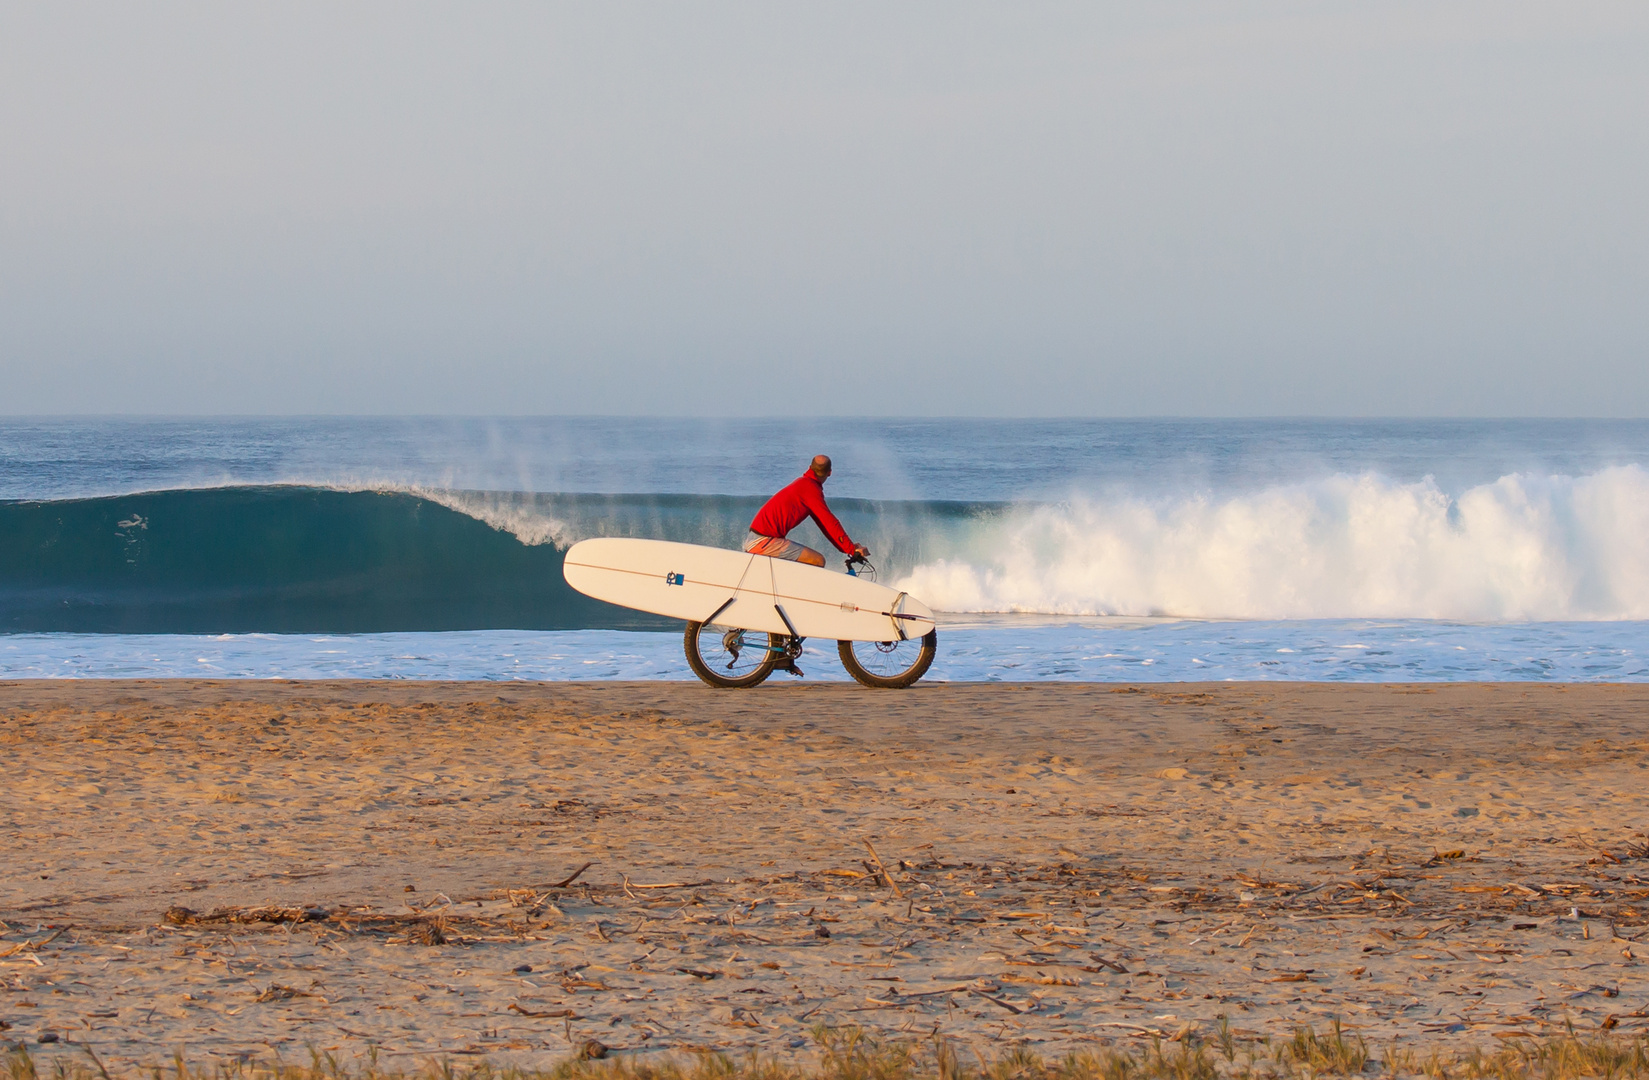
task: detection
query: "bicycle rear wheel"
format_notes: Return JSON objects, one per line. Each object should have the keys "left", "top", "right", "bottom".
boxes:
{"left": 838, "top": 630, "right": 937, "bottom": 689}
{"left": 685, "top": 621, "right": 783, "bottom": 688}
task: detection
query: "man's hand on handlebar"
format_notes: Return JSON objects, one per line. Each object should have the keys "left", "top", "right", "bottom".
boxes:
{"left": 844, "top": 547, "right": 876, "bottom": 579}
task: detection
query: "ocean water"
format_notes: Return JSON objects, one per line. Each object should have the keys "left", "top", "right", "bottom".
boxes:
{"left": 3, "top": 417, "right": 1648, "bottom": 681}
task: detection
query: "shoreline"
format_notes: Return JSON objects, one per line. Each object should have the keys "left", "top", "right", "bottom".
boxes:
{"left": 6, "top": 614, "right": 1649, "bottom": 684}
{"left": 4, "top": 681, "right": 1646, "bottom": 1065}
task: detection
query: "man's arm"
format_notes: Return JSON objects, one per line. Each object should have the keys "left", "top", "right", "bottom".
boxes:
{"left": 800, "top": 482, "right": 857, "bottom": 555}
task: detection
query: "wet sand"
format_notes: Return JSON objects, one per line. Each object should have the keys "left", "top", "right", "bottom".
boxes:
{"left": 3, "top": 680, "right": 1647, "bottom": 1068}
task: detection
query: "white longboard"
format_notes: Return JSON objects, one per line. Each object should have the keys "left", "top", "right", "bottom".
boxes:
{"left": 563, "top": 538, "right": 936, "bottom": 642}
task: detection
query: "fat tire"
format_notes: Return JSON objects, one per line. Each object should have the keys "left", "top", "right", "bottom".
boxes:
{"left": 684, "top": 621, "right": 781, "bottom": 689}
{"left": 837, "top": 630, "right": 938, "bottom": 689}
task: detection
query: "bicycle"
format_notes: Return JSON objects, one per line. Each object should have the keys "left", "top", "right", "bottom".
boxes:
{"left": 684, "top": 554, "right": 938, "bottom": 689}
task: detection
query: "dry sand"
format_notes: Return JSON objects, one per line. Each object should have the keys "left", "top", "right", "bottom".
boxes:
{"left": 3, "top": 680, "right": 1648, "bottom": 1069}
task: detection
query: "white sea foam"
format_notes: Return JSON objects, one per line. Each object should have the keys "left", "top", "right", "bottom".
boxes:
{"left": 897, "top": 467, "right": 1649, "bottom": 621}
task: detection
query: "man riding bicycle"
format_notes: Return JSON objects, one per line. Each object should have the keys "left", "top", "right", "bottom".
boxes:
{"left": 745, "top": 455, "right": 870, "bottom": 567}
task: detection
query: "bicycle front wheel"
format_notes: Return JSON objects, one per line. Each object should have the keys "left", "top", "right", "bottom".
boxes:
{"left": 684, "top": 621, "right": 783, "bottom": 688}
{"left": 838, "top": 630, "right": 937, "bottom": 689}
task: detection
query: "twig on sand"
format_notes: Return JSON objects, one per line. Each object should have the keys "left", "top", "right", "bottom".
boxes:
{"left": 549, "top": 863, "right": 594, "bottom": 889}
{"left": 891, "top": 984, "right": 979, "bottom": 998}
{"left": 0, "top": 927, "right": 66, "bottom": 957}
{"left": 1093, "top": 1021, "right": 1169, "bottom": 1036}
{"left": 508, "top": 1004, "right": 577, "bottom": 1018}
{"left": 970, "top": 988, "right": 1024, "bottom": 1015}
{"left": 864, "top": 840, "right": 905, "bottom": 898}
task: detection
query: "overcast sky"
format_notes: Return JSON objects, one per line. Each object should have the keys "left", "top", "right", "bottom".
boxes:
{"left": 2, "top": 3, "right": 1646, "bottom": 416}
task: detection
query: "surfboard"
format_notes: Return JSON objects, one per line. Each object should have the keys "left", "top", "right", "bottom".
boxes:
{"left": 562, "top": 538, "right": 937, "bottom": 642}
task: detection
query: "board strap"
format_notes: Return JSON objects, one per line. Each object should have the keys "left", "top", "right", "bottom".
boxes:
{"left": 701, "top": 595, "right": 738, "bottom": 627}
{"left": 773, "top": 604, "right": 802, "bottom": 641}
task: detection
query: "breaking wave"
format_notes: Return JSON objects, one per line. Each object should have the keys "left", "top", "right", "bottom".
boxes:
{"left": 897, "top": 467, "right": 1649, "bottom": 621}
{"left": 2, "top": 468, "right": 1646, "bottom": 633}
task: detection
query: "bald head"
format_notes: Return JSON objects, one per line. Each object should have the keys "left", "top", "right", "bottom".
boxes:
{"left": 810, "top": 455, "right": 832, "bottom": 481}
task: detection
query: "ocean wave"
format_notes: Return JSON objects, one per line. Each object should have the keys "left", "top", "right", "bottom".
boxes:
{"left": 0, "top": 485, "right": 663, "bottom": 633}
{"left": 4, "top": 470, "right": 1647, "bottom": 634}
{"left": 895, "top": 467, "right": 1649, "bottom": 621}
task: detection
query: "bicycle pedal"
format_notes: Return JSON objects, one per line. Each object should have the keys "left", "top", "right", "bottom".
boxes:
{"left": 784, "top": 665, "right": 805, "bottom": 677}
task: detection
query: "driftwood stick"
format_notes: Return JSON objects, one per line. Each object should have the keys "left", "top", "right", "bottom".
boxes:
{"left": 892, "top": 984, "right": 979, "bottom": 998}
{"left": 863, "top": 840, "right": 904, "bottom": 898}
{"left": 969, "top": 988, "right": 1023, "bottom": 1014}
{"left": 551, "top": 862, "right": 594, "bottom": 889}
{"left": 508, "top": 1003, "right": 578, "bottom": 1018}
{"left": 0, "top": 927, "right": 66, "bottom": 957}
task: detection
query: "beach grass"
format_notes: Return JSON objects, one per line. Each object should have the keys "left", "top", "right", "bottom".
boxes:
{"left": 11, "top": 1026, "right": 1649, "bottom": 1080}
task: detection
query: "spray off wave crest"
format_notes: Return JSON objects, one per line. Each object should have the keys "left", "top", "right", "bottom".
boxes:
{"left": 358, "top": 484, "right": 574, "bottom": 548}
{"left": 897, "top": 466, "right": 1649, "bottom": 622}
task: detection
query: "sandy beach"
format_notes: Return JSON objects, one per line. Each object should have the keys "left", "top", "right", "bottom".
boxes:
{"left": 3, "top": 680, "right": 1647, "bottom": 1069}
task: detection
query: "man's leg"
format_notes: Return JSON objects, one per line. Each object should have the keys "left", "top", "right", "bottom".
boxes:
{"left": 740, "top": 533, "right": 822, "bottom": 676}
{"left": 744, "top": 532, "right": 826, "bottom": 566}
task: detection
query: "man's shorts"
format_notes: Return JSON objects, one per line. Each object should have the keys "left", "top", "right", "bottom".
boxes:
{"left": 744, "top": 531, "right": 820, "bottom": 562}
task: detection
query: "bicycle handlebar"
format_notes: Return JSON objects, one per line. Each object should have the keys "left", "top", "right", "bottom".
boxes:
{"left": 845, "top": 553, "right": 876, "bottom": 579}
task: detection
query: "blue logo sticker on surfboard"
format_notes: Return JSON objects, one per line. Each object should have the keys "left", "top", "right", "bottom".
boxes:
{"left": 665, "top": 572, "right": 685, "bottom": 586}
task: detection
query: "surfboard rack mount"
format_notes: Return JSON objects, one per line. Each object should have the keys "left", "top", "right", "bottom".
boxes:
{"left": 701, "top": 596, "right": 738, "bottom": 627}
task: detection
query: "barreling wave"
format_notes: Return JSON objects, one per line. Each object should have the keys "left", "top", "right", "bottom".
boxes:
{"left": 0, "top": 486, "right": 671, "bottom": 633}
{"left": 2, "top": 469, "right": 1646, "bottom": 633}
{"left": 0, "top": 485, "right": 988, "bottom": 633}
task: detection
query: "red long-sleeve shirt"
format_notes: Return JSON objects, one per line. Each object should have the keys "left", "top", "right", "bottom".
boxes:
{"left": 749, "top": 473, "right": 855, "bottom": 554}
